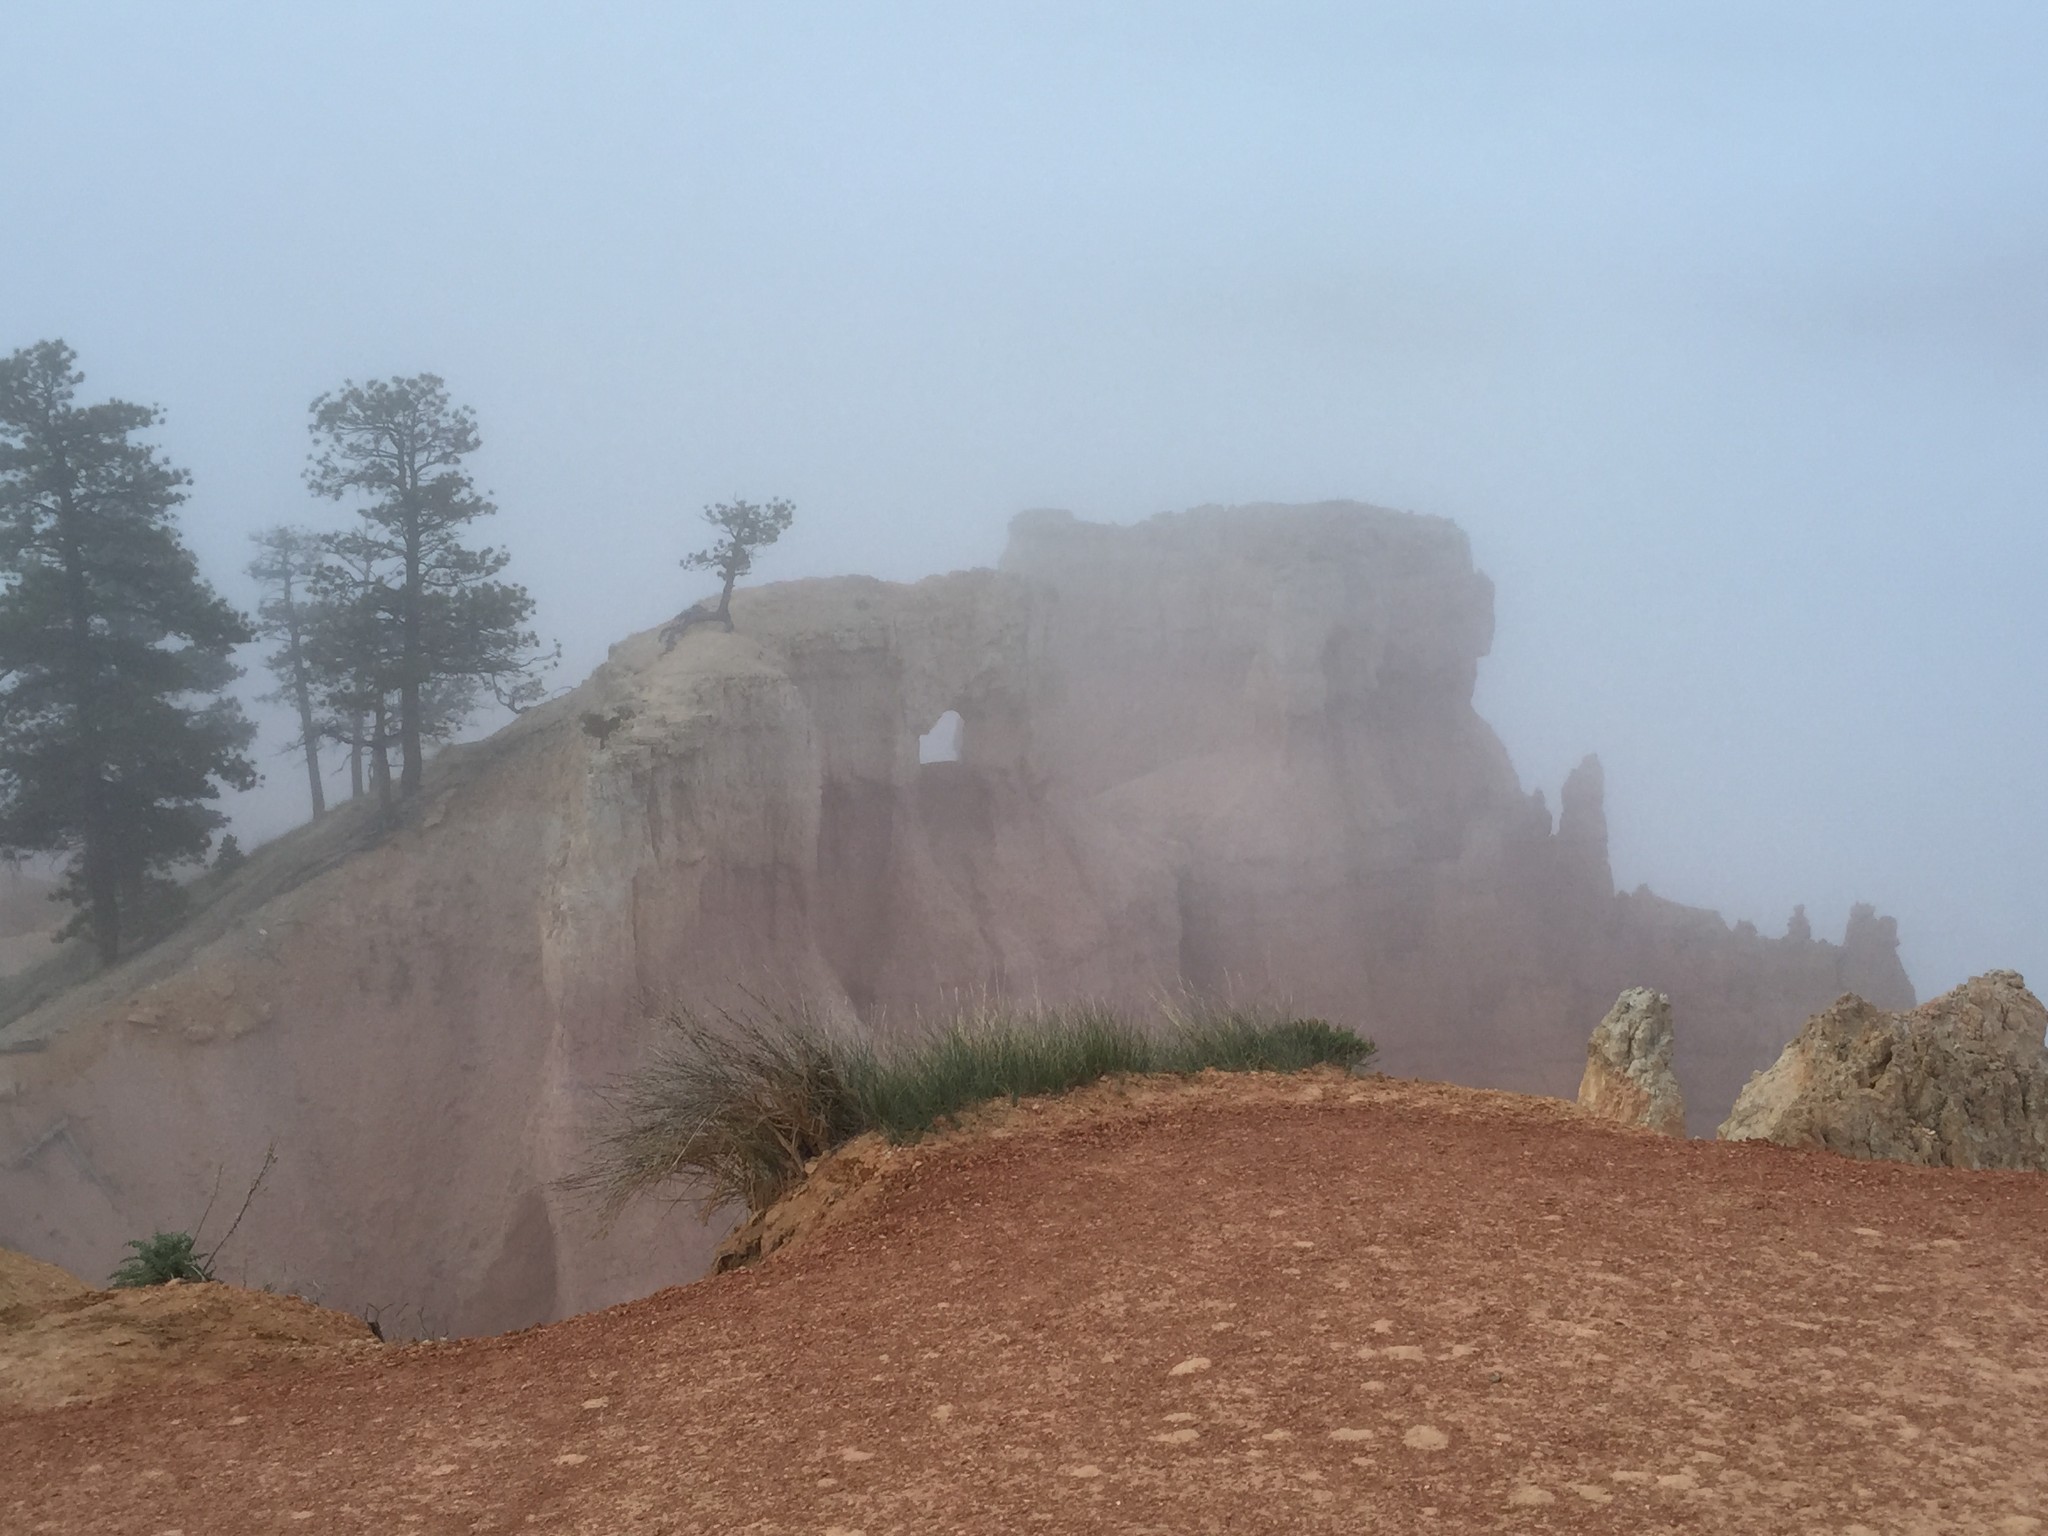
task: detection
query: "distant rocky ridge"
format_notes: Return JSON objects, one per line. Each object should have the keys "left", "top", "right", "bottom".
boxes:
{"left": 0, "top": 502, "right": 1913, "bottom": 1332}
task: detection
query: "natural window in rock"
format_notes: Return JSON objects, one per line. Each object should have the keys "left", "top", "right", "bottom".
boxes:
{"left": 918, "top": 710, "right": 963, "bottom": 764}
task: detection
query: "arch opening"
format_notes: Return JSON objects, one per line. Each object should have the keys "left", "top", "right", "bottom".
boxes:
{"left": 917, "top": 709, "right": 963, "bottom": 764}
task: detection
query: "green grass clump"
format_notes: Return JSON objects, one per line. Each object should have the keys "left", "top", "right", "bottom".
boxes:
{"left": 1155, "top": 1008, "right": 1376, "bottom": 1075}
{"left": 109, "top": 1230, "right": 213, "bottom": 1288}
{"left": 575, "top": 998, "right": 1374, "bottom": 1227}
{"left": 843, "top": 1004, "right": 1155, "bottom": 1142}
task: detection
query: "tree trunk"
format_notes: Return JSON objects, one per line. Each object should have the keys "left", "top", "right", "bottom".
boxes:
{"left": 283, "top": 618, "right": 325, "bottom": 822}
{"left": 371, "top": 699, "right": 393, "bottom": 811}
{"left": 80, "top": 794, "right": 120, "bottom": 964}
{"left": 399, "top": 674, "right": 422, "bottom": 795}
{"left": 398, "top": 558, "right": 422, "bottom": 789}
{"left": 398, "top": 483, "right": 424, "bottom": 797}
{"left": 302, "top": 729, "right": 327, "bottom": 820}
{"left": 53, "top": 468, "right": 120, "bottom": 962}
{"left": 349, "top": 712, "right": 364, "bottom": 799}
{"left": 716, "top": 564, "right": 738, "bottom": 629}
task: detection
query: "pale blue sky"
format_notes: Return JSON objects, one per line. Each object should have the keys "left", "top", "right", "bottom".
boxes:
{"left": 4, "top": 2, "right": 2044, "bottom": 997}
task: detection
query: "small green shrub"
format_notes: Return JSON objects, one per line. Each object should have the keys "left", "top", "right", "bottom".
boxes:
{"left": 109, "top": 1230, "right": 213, "bottom": 1288}
{"left": 107, "top": 1144, "right": 274, "bottom": 1289}
{"left": 576, "top": 997, "right": 1375, "bottom": 1225}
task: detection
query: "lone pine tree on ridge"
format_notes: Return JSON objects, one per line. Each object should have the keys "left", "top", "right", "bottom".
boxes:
{"left": 661, "top": 496, "right": 796, "bottom": 650}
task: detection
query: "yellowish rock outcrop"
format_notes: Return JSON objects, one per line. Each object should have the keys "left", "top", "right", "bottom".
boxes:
{"left": 1578, "top": 988, "right": 1687, "bottom": 1135}
{"left": 1720, "top": 972, "right": 2048, "bottom": 1168}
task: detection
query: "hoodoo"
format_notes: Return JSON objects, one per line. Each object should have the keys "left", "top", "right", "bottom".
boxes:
{"left": 1577, "top": 988, "right": 1687, "bottom": 1136}
{"left": 0, "top": 503, "right": 1913, "bottom": 1332}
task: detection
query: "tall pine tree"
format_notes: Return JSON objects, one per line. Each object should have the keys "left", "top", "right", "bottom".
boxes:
{"left": 301, "top": 522, "right": 479, "bottom": 811}
{"left": 305, "top": 375, "right": 549, "bottom": 798}
{"left": 0, "top": 341, "right": 255, "bottom": 962}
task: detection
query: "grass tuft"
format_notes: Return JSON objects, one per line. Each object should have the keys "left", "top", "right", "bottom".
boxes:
{"left": 842, "top": 1004, "right": 1154, "bottom": 1143}
{"left": 574, "top": 998, "right": 1374, "bottom": 1227}
{"left": 567, "top": 999, "right": 867, "bottom": 1227}
{"left": 1155, "top": 1005, "right": 1377, "bottom": 1075}
{"left": 109, "top": 1230, "right": 213, "bottom": 1288}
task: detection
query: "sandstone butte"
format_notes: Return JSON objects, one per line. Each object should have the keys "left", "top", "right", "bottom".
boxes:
{"left": 0, "top": 502, "right": 1916, "bottom": 1335}
{"left": 4, "top": 1072, "right": 2046, "bottom": 1534}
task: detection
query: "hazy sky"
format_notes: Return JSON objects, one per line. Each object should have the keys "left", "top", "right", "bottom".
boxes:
{"left": 5, "top": 2, "right": 2044, "bottom": 998}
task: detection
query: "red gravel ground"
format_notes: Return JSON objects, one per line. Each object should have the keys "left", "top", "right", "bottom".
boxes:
{"left": 5, "top": 1072, "right": 2046, "bottom": 1534}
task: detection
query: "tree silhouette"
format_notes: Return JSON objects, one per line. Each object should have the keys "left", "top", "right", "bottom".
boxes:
{"left": 247, "top": 525, "right": 328, "bottom": 821}
{"left": 677, "top": 497, "right": 795, "bottom": 633}
{"left": 0, "top": 340, "right": 255, "bottom": 962}
{"left": 305, "top": 375, "right": 551, "bottom": 798}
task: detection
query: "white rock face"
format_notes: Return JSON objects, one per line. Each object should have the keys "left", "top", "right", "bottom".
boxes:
{"left": 1578, "top": 989, "right": 1687, "bottom": 1136}
{"left": 1720, "top": 972, "right": 2048, "bottom": 1169}
{"left": 0, "top": 503, "right": 1917, "bottom": 1331}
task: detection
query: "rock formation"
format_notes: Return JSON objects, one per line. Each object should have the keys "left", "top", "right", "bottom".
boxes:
{"left": 1577, "top": 988, "right": 1686, "bottom": 1135}
{"left": 0, "top": 502, "right": 1915, "bottom": 1332}
{"left": 1720, "top": 972, "right": 2048, "bottom": 1168}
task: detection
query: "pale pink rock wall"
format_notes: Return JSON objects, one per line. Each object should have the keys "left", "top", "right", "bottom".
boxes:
{"left": 0, "top": 503, "right": 1912, "bottom": 1333}
{"left": 996, "top": 505, "right": 1912, "bottom": 1118}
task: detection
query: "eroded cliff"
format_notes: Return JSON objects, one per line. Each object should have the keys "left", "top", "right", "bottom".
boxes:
{"left": 0, "top": 502, "right": 1913, "bottom": 1331}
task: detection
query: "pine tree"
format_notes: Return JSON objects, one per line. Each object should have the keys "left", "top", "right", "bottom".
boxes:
{"left": 0, "top": 341, "right": 256, "bottom": 962}
{"left": 247, "top": 525, "right": 328, "bottom": 821}
{"left": 682, "top": 497, "right": 795, "bottom": 628}
{"left": 300, "top": 525, "right": 390, "bottom": 803}
{"left": 301, "top": 521, "right": 482, "bottom": 811}
{"left": 304, "top": 375, "right": 550, "bottom": 798}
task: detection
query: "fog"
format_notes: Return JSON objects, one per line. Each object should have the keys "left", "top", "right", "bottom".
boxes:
{"left": 5, "top": 2, "right": 2043, "bottom": 999}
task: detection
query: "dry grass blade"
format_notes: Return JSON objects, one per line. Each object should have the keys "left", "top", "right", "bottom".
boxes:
{"left": 567, "top": 1000, "right": 862, "bottom": 1229}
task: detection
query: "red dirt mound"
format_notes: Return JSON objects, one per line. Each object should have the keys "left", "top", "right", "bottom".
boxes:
{"left": 0, "top": 1246, "right": 87, "bottom": 1315}
{"left": 0, "top": 1254, "right": 377, "bottom": 1412}
{"left": 4, "top": 1072, "right": 2044, "bottom": 1533}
